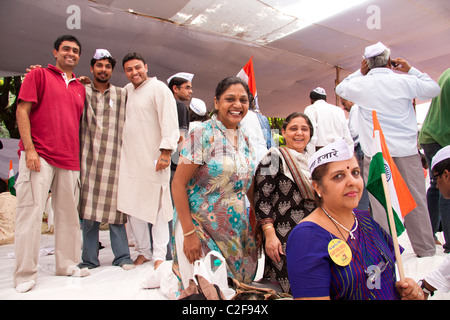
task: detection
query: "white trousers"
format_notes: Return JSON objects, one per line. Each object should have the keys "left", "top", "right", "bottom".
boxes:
{"left": 128, "top": 206, "right": 169, "bottom": 262}
{"left": 14, "top": 154, "right": 81, "bottom": 285}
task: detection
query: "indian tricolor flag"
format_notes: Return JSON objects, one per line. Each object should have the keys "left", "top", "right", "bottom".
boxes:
{"left": 366, "top": 111, "right": 416, "bottom": 236}
{"left": 8, "top": 160, "right": 16, "bottom": 196}
{"left": 237, "top": 56, "right": 259, "bottom": 110}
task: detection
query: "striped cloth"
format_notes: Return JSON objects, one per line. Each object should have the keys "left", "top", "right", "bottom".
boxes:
{"left": 79, "top": 84, "right": 127, "bottom": 224}
{"left": 330, "top": 210, "right": 401, "bottom": 300}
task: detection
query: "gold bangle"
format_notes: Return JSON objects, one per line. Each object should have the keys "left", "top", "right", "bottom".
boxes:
{"left": 262, "top": 225, "right": 274, "bottom": 232}
{"left": 183, "top": 229, "right": 196, "bottom": 237}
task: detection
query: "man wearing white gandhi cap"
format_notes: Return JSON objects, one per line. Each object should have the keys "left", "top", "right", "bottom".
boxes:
{"left": 189, "top": 97, "right": 206, "bottom": 116}
{"left": 336, "top": 41, "right": 440, "bottom": 257}
{"left": 188, "top": 98, "right": 209, "bottom": 133}
{"left": 420, "top": 145, "right": 450, "bottom": 296}
{"left": 362, "top": 41, "right": 388, "bottom": 59}
{"left": 304, "top": 86, "right": 354, "bottom": 153}
{"left": 431, "top": 145, "right": 450, "bottom": 200}
{"left": 167, "top": 72, "right": 194, "bottom": 84}
{"left": 79, "top": 48, "right": 135, "bottom": 271}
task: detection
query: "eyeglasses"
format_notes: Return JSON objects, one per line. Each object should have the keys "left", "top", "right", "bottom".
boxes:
{"left": 432, "top": 172, "right": 443, "bottom": 180}
{"left": 178, "top": 85, "right": 193, "bottom": 91}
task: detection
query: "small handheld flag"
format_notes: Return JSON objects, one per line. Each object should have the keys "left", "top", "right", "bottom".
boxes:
{"left": 237, "top": 56, "right": 259, "bottom": 110}
{"left": 8, "top": 160, "right": 16, "bottom": 196}
{"left": 366, "top": 111, "right": 416, "bottom": 236}
{"left": 366, "top": 111, "right": 416, "bottom": 280}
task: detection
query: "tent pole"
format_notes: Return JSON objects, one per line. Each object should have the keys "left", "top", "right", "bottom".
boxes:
{"left": 335, "top": 66, "right": 342, "bottom": 106}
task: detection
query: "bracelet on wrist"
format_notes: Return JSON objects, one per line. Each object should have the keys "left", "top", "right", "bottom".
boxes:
{"left": 418, "top": 279, "right": 434, "bottom": 297}
{"left": 183, "top": 229, "right": 196, "bottom": 237}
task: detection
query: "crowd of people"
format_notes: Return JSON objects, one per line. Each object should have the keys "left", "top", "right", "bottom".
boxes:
{"left": 8, "top": 34, "right": 450, "bottom": 300}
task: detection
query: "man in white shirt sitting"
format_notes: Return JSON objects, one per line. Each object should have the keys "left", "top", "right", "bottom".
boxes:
{"left": 336, "top": 42, "right": 440, "bottom": 257}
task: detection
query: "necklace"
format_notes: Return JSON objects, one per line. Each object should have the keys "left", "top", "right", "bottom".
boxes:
{"left": 322, "top": 207, "right": 358, "bottom": 240}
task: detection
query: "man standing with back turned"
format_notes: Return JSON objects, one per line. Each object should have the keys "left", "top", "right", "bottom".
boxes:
{"left": 14, "top": 35, "right": 89, "bottom": 293}
{"left": 336, "top": 42, "right": 440, "bottom": 257}
{"left": 304, "top": 87, "right": 354, "bottom": 153}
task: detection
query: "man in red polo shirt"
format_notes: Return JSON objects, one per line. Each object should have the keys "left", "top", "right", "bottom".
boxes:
{"left": 14, "top": 35, "right": 88, "bottom": 293}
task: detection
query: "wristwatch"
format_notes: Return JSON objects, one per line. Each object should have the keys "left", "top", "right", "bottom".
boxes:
{"left": 418, "top": 279, "right": 434, "bottom": 297}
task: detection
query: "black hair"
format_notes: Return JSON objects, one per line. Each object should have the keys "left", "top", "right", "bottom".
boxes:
{"left": 122, "top": 52, "right": 146, "bottom": 67}
{"left": 433, "top": 158, "right": 450, "bottom": 175}
{"left": 54, "top": 34, "right": 82, "bottom": 54}
{"left": 248, "top": 92, "right": 256, "bottom": 109}
{"left": 215, "top": 76, "right": 251, "bottom": 100}
{"left": 189, "top": 108, "right": 210, "bottom": 122}
{"left": 212, "top": 76, "right": 251, "bottom": 115}
{"left": 310, "top": 91, "right": 326, "bottom": 102}
{"left": 282, "top": 112, "right": 314, "bottom": 139}
{"left": 90, "top": 56, "right": 117, "bottom": 70}
{"left": 168, "top": 77, "right": 189, "bottom": 94}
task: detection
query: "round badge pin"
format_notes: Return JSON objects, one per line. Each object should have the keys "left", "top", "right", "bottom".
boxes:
{"left": 328, "top": 239, "right": 352, "bottom": 267}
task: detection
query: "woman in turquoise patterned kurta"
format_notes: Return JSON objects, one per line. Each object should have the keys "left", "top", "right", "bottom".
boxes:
{"left": 171, "top": 77, "right": 258, "bottom": 292}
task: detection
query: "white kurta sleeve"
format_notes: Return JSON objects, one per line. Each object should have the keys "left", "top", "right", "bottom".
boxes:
{"left": 425, "top": 255, "right": 450, "bottom": 293}
{"left": 156, "top": 83, "right": 179, "bottom": 153}
{"left": 407, "top": 67, "right": 441, "bottom": 100}
{"left": 304, "top": 105, "right": 318, "bottom": 150}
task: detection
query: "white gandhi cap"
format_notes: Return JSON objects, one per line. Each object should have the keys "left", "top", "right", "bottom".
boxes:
{"left": 308, "top": 139, "right": 353, "bottom": 175}
{"left": 431, "top": 145, "right": 450, "bottom": 171}
{"left": 363, "top": 42, "right": 388, "bottom": 59}
{"left": 167, "top": 72, "right": 194, "bottom": 84}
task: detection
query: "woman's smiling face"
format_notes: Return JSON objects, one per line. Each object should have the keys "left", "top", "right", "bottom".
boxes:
{"left": 282, "top": 116, "right": 311, "bottom": 153}
{"left": 214, "top": 84, "right": 249, "bottom": 129}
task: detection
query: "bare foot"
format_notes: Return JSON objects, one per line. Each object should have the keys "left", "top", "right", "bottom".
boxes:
{"left": 134, "top": 255, "right": 150, "bottom": 265}
{"left": 154, "top": 259, "right": 163, "bottom": 270}
{"left": 16, "top": 280, "right": 35, "bottom": 293}
{"left": 121, "top": 264, "right": 136, "bottom": 270}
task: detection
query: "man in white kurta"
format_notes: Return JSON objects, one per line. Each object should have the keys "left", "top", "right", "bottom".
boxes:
{"left": 118, "top": 53, "right": 179, "bottom": 267}
{"left": 335, "top": 42, "right": 439, "bottom": 257}
{"left": 304, "top": 87, "right": 354, "bottom": 154}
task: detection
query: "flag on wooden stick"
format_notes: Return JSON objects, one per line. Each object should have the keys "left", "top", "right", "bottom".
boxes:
{"left": 366, "top": 110, "right": 415, "bottom": 280}
{"left": 366, "top": 110, "right": 416, "bottom": 236}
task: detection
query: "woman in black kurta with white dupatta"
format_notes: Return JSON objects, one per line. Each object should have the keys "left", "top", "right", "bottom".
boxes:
{"left": 254, "top": 112, "right": 316, "bottom": 294}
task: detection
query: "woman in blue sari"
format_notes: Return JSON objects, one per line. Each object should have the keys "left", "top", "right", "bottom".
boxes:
{"left": 286, "top": 140, "right": 424, "bottom": 300}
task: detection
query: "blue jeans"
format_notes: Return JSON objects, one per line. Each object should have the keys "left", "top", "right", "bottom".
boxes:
{"left": 422, "top": 142, "right": 450, "bottom": 253}
{"left": 79, "top": 219, "right": 133, "bottom": 268}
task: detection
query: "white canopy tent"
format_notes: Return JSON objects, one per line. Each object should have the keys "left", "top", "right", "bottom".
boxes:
{"left": 0, "top": 0, "right": 449, "bottom": 117}
{"left": 1, "top": 1, "right": 450, "bottom": 302}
